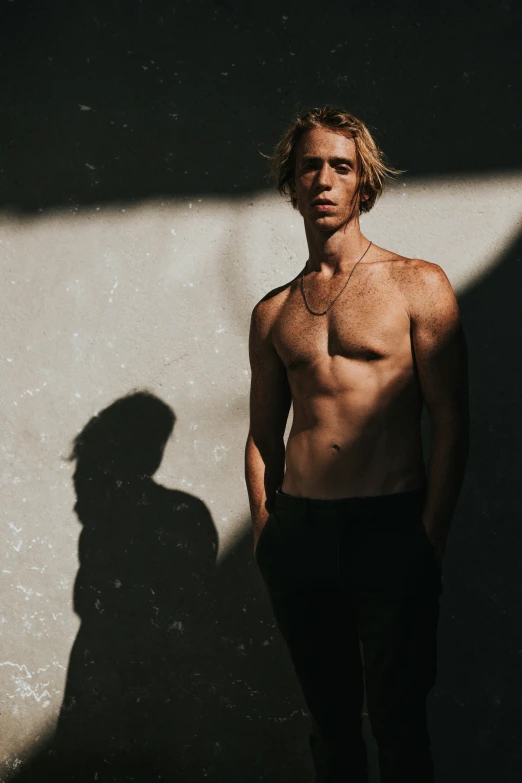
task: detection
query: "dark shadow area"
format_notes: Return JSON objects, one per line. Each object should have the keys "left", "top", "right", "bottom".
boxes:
{"left": 427, "top": 229, "right": 522, "bottom": 782}
{"left": 0, "top": 0, "right": 520, "bottom": 213}
{"left": 8, "top": 391, "right": 312, "bottom": 782}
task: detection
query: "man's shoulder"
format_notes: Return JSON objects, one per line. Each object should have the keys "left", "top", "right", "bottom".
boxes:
{"left": 392, "top": 257, "right": 457, "bottom": 322}
{"left": 376, "top": 247, "right": 441, "bottom": 277}
{"left": 251, "top": 274, "right": 299, "bottom": 321}
{"left": 372, "top": 250, "right": 455, "bottom": 321}
{"left": 404, "top": 257, "right": 446, "bottom": 279}
{"left": 249, "top": 277, "right": 297, "bottom": 345}
{"left": 400, "top": 257, "right": 452, "bottom": 294}
{"left": 382, "top": 251, "right": 449, "bottom": 292}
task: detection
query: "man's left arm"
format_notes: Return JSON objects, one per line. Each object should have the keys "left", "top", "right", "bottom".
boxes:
{"left": 410, "top": 261, "right": 470, "bottom": 562}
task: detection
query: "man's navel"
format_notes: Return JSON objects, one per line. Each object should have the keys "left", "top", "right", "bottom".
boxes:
{"left": 331, "top": 444, "right": 341, "bottom": 452}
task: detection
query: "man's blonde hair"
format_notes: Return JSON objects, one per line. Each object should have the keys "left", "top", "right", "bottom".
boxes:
{"left": 267, "top": 105, "right": 403, "bottom": 214}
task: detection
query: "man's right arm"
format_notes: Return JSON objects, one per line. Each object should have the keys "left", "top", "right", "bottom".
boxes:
{"left": 245, "top": 299, "right": 292, "bottom": 552}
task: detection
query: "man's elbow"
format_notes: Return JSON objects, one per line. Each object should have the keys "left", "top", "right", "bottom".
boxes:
{"left": 428, "top": 402, "right": 469, "bottom": 436}
{"left": 430, "top": 412, "right": 470, "bottom": 455}
{"left": 246, "top": 428, "right": 285, "bottom": 454}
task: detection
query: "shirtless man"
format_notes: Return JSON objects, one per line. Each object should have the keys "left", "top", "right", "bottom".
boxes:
{"left": 245, "top": 106, "right": 469, "bottom": 783}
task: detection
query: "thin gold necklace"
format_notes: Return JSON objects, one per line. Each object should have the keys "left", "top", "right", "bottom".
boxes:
{"left": 301, "top": 240, "right": 373, "bottom": 316}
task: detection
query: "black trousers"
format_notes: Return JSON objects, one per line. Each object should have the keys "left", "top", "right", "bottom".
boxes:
{"left": 255, "top": 486, "right": 443, "bottom": 783}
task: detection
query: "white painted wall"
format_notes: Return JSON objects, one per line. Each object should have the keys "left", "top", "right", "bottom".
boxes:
{"left": 1, "top": 173, "right": 521, "bottom": 773}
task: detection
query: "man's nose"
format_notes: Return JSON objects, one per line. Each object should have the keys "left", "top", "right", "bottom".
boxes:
{"left": 316, "top": 163, "right": 333, "bottom": 189}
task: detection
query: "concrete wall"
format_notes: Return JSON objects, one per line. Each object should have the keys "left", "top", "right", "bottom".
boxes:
{"left": 1, "top": 2, "right": 521, "bottom": 781}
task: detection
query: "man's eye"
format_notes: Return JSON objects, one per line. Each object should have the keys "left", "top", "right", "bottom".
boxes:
{"left": 337, "top": 166, "right": 349, "bottom": 173}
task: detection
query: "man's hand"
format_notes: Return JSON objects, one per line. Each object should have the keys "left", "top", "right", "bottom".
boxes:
{"left": 252, "top": 520, "right": 266, "bottom": 556}
{"left": 423, "top": 519, "right": 446, "bottom": 566}
{"left": 253, "top": 531, "right": 260, "bottom": 555}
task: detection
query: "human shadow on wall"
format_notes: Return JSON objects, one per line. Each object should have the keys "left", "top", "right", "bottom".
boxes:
{"left": 13, "top": 390, "right": 313, "bottom": 783}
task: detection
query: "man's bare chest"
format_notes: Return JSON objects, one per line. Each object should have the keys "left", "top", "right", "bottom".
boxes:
{"left": 271, "top": 281, "right": 412, "bottom": 371}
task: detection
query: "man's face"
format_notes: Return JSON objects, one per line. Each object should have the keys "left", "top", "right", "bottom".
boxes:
{"left": 292, "top": 127, "right": 360, "bottom": 230}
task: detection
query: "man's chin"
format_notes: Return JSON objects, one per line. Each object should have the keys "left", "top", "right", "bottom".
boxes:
{"left": 310, "top": 214, "right": 344, "bottom": 231}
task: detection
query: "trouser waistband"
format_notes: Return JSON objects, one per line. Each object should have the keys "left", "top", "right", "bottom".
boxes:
{"left": 274, "top": 485, "right": 427, "bottom": 517}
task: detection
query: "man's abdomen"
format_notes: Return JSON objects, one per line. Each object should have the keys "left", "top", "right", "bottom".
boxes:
{"left": 281, "top": 405, "right": 426, "bottom": 499}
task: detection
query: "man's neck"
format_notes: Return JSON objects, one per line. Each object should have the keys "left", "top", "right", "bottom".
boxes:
{"left": 304, "top": 217, "right": 370, "bottom": 276}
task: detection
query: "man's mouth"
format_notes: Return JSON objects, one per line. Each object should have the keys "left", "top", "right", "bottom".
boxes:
{"left": 312, "top": 200, "right": 336, "bottom": 212}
